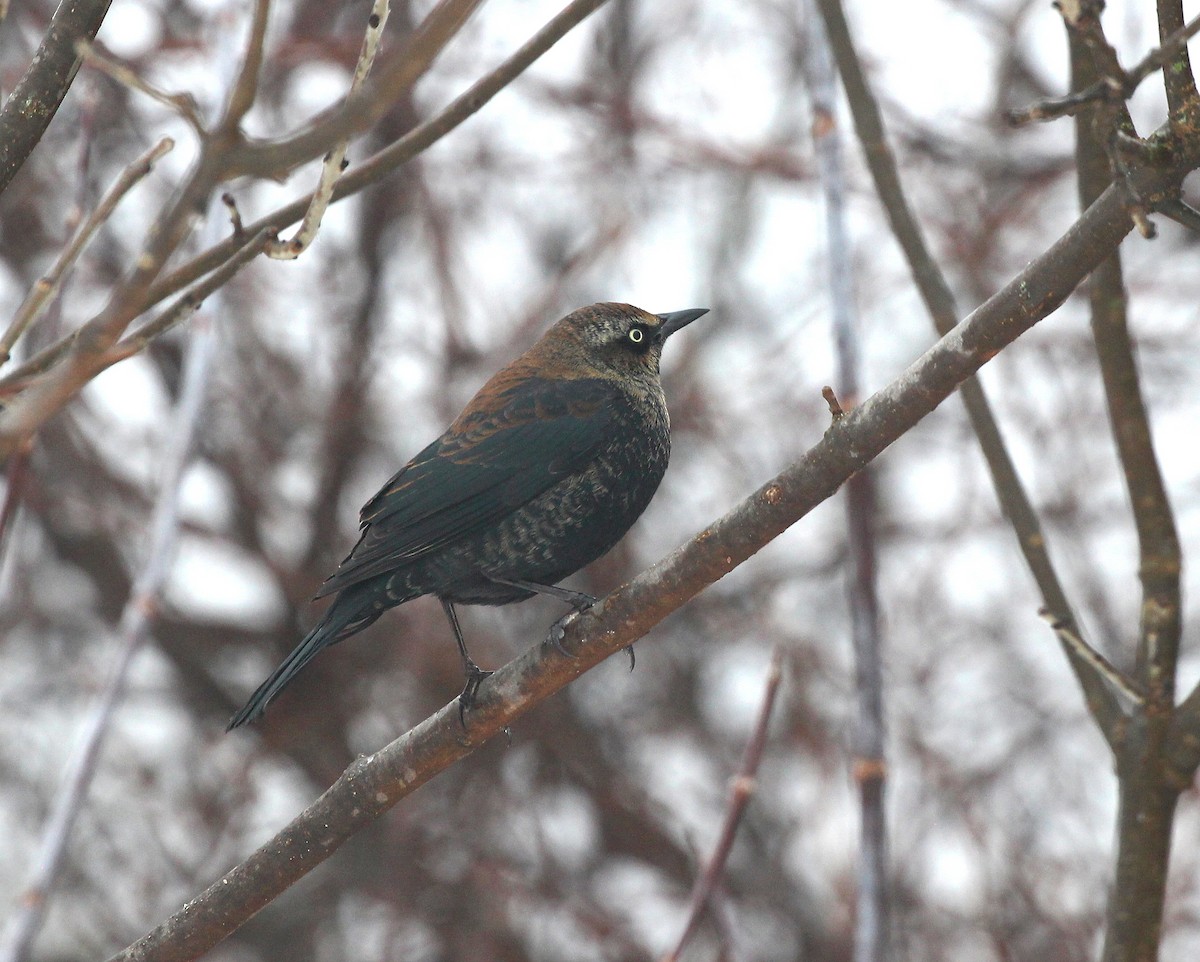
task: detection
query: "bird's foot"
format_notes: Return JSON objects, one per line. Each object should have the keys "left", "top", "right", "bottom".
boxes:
{"left": 547, "top": 612, "right": 577, "bottom": 657}
{"left": 547, "top": 597, "right": 598, "bottom": 657}
{"left": 561, "top": 589, "right": 598, "bottom": 613}
{"left": 457, "top": 661, "right": 494, "bottom": 726}
{"left": 625, "top": 644, "right": 636, "bottom": 671}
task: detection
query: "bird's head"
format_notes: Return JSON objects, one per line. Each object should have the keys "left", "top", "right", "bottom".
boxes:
{"left": 543, "top": 302, "right": 708, "bottom": 380}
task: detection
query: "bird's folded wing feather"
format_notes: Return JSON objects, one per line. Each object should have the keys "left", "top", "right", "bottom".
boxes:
{"left": 314, "top": 378, "right": 616, "bottom": 597}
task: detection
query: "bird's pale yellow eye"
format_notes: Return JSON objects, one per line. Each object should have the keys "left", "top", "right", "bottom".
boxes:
{"left": 628, "top": 326, "right": 645, "bottom": 345}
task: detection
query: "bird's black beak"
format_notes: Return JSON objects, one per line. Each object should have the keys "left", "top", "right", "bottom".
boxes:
{"left": 656, "top": 308, "right": 709, "bottom": 341}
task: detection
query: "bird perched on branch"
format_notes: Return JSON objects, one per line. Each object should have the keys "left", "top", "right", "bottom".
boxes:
{"left": 227, "top": 302, "right": 707, "bottom": 729}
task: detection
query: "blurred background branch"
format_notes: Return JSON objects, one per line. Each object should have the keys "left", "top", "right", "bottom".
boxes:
{"left": 801, "top": 8, "right": 889, "bottom": 960}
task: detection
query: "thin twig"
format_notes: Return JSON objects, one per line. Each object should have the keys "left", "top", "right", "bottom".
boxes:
{"left": 264, "top": 0, "right": 390, "bottom": 259}
{"left": 660, "top": 648, "right": 784, "bottom": 962}
{"left": 1037, "top": 610, "right": 1144, "bottom": 705}
{"left": 0, "top": 223, "right": 265, "bottom": 393}
{"left": 1007, "top": 12, "right": 1200, "bottom": 125}
{"left": 103, "top": 228, "right": 272, "bottom": 366}
{"left": 0, "top": 138, "right": 174, "bottom": 365}
{"left": 75, "top": 40, "right": 205, "bottom": 134}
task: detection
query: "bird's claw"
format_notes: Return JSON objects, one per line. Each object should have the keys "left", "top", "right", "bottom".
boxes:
{"left": 547, "top": 609, "right": 580, "bottom": 657}
{"left": 457, "top": 662, "right": 494, "bottom": 727}
{"left": 625, "top": 644, "right": 636, "bottom": 671}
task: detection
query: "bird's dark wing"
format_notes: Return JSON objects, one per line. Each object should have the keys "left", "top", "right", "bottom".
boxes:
{"left": 314, "top": 377, "right": 617, "bottom": 597}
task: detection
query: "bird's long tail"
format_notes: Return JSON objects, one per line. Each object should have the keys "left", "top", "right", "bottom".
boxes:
{"left": 227, "top": 591, "right": 383, "bottom": 730}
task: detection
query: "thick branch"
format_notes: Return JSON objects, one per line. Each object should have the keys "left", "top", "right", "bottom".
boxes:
{"left": 107, "top": 182, "right": 1139, "bottom": 962}
{"left": 0, "top": 0, "right": 113, "bottom": 196}
{"left": 1065, "top": 22, "right": 1187, "bottom": 962}
{"left": 1156, "top": 1, "right": 1199, "bottom": 124}
{"left": 1071, "top": 35, "right": 1183, "bottom": 709}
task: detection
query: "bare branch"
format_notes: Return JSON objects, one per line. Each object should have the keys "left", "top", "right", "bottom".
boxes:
{"left": 1153, "top": 196, "right": 1200, "bottom": 230}
{"left": 1155, "top": 1, "right": 1199, "bottom": 123}
{"left": 150, "top": 0, "right": 611, "bottom": 295}
{"left": 228, "top": 0, "right": 487, "bottom": 180}
{"left": 660, "top": 647, "right": 784, "bottom": 962}
{"left": 1006, "top": 11, "right": 1200, "bottom": 126}
{"left": 1064, "top": 18, "right": 1188, "bottom": 961}
{"left": 0, "top": 0, "right": 113, "bottom": 196}
{"left": 0, "top": 304, "right": 218, "bottom": 962}
{"left": 0, "top": 3, "right": 283, "bottom": 459}
{"left": 103, "top": 228, "right": 272, "bottom": 366}
{"left": 75, "top": 40, "right": 205, "bottom": 135}
{"left": 801, "top": 9, "right": 888, "bottom": 959}
{"left": 0, "top": 137, "right": 175, "bottom": 365}
{"left": 0, "top": 439, "right": 33, "bottom": 566}
{"left": 7, "top": 0, "right": 615, "bottom": 405}
{"left": 219, "top": 0, "right": 273, "bottom": 131}
{"left": 264, "top": 0, "right": 390, "bottom": 260}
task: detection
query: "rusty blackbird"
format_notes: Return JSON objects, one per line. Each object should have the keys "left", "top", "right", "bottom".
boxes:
{"left": 227, "top": 302, "right": 707, "bottom": 729}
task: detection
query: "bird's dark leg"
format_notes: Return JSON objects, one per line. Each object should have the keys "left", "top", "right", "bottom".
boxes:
{"left": 488, "top": 576, "right": 596, "bottom": 611}
{"left": 488, "top": 576, "right": 597, "bottom": 658}
{"left": 441, "top": 599, "right": 492, "bottom": 723}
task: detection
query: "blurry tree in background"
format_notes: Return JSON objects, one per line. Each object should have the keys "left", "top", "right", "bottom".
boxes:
{"left": 1, "top": 0, "right": 1199, "bottom": 961}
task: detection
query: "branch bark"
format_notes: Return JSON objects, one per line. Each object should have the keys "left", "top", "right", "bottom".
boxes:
{"left": 1068, "top": 16, "right": 1188, "bottom": 962}
{"left": 0, "top": 0, "right": 113, "bottom": 196}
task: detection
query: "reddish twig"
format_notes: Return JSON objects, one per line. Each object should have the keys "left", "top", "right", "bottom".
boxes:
{"left": 660, "top": 647, "right": 785, "bottom": 962}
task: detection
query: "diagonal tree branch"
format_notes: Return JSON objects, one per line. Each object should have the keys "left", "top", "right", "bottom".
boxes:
{"left": 660, "top": 647, "right": 784, "bottom": 962}
{"left": 0, "top": 137, "right": 174, "bottom": 365}
{"left": 106, "top": 178, "right": 1144, "bottom": 962}
{"left": 0, "top": 0, "right": 113, "bottom": 196}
